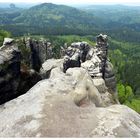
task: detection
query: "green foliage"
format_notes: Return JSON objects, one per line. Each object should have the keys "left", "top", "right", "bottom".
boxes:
{"left": 55, "top": 35, "right": 96, "bottom": 46}
{"left": 109, "top": 39, "right": 140, "bottom": 97}
{"left": 117, "top": 83, "right": 140, "bottom": 113}
{"left": 117, "top": 83, "right": 126, "bottom": 104}
{"left": 124, "top": 98, "right": 140, "bottom": 113}
{"left": 16, "top": 38, "right": 31, "bottom": 66}
{"left": 0, "top": 29, "right": 11, "bottom": 46}
{"left": 83, "top": 5, "right": 140, "bottom": 42}
{"left": 125, "top": 86, "right": 134, "bottom": 100}
{"left": 117, "top": 83, "right": 134, "bottom": 104}
{"left": 0, "top": 7, "right": 23, "bottom": 25}
{"left": 109, "top": 38, "right": 140, "bottom": 113}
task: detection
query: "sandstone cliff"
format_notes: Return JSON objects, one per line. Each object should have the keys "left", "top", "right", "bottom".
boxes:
{"left": 0, "top": 38, "right": 42, "bottom": 104}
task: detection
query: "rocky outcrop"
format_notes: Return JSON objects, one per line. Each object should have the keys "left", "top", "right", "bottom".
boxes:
{"left": 24, "top": 38, "right": 53, "bottom": 72}
{"left": 40, "top": 59, "right": 64, "bottom": 78}
{"left": 0, "top": 35, "right": 140, "bottom": 137}
{"left": 0, "top": 38, "right": 41, "bottom": 104}
{"left": 0, "top": 37, "right": 55, "bottom": 104}
{"left": 0, "top": 67, "right": 139, "bottom": 137}
{"left": 0, "top": 38, "right": 21, "bottom": 104}
{"left": 63, "top": 34, "right": 117, "bottom": 100}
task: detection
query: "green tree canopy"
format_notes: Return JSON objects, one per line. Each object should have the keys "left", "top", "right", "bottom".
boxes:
{"left": 0, "top": 30, "right": 11, "bottom": 46}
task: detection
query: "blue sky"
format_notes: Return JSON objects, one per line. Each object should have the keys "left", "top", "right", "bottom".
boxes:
{"left": 0, "top": 0, "right": 140, "bottom": 5}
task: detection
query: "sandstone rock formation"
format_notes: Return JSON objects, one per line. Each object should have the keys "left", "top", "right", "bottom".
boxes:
{"left": 0, "top": 35, "right": 140, "bottom": 137}
{"left": 40, "top": 58, "right": 64, "bottom": 78}
{"left": 63, "top": 34, "right": 117, "bottom": 100}
{"left": 0, "top": 38, "right": 21, "bottom": 104}
{"left": 0, "top": 38, "right": 41, "bottom": 104}
{"left": 0, "top": 67, "right": 139, "bottom": 137}
{"left": 0, "top": 37, "right": 55, "bottom": 104}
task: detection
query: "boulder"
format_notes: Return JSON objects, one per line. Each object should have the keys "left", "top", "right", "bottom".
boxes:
{"left": 3, "top": 38, "right": 14, "bottom": 46}
{"left": 40, "top": 59, "right": 64, "bottom": 78}
{"left": 66, "top": 68, "right": 105, "bottom": 107}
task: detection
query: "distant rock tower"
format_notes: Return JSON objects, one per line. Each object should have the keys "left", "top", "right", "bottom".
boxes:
{"left": 62, "top": 34, "right": 118, "bottom": 98}
{"left": 96, "top": 34, "right": 108, "bottom": 79}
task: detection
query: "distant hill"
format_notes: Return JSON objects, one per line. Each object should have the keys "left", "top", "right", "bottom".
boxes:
{"left": 80, "top": 5, "right": 140, "bottom": 29}
{"left": 14, "top": 3, "right": 98, "bottom": 27}
{"left": 0, "top": 3, "right": 101, "bottom": 36}
{"left": 1, "top": 3, "right": 140, "bottom": 39}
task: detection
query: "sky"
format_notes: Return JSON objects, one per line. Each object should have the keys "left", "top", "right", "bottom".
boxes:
{"left": 0, "top": 0, "right": 140, "bottom": 5}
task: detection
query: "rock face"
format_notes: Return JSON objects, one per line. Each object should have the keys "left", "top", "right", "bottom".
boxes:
{"left": 0, "top": 67, "right": 139, "bottom": 137}
{"left": 0, "top": 37, "right": 55, "bottom": 104}
{"left": 0, "top": 38, "right": 41, "bottom": 104}
{"left": 0, "top": 38, "right": 21, "bottom": 104}
{"left": 24, "top": 38, "right": 53, "bottom": 72}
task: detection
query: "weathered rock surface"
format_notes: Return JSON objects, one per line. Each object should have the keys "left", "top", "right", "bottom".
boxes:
{"left": 104, "top": 60, "right": 116, "bottom": 93}
{"left": 62, "top": 34, "right": 117, "bottom": 98}
{"left": 0, "top": 39, "right": 21, "bottom": 104}
{"left": 40, "top": 59, "right": 64, "bottom": 78}
{"left": 3, "top": 38, "right": 14, "bottom": 46}
{"left": 0, "top": 67, "right": 139, "bottom": 137}
{"left": 0, "top": 38, "right": 41, "bottom": 104}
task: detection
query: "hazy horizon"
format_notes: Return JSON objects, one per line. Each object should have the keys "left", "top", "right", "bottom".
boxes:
{"left": 0, "top": 0, "right": 140, "bottom": 6}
